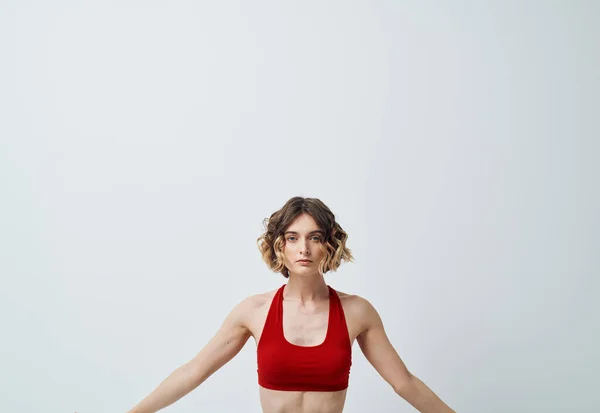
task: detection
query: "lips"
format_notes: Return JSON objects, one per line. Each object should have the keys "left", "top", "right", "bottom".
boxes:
{"left": 297, "top": 260, "right": 312, "bottom": 263}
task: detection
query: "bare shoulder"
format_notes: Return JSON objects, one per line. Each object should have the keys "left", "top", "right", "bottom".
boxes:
{"left": 232, "top": 287, "right": 277, "bottom": 310}
{"left": 334, "top": 289, "right": 382, "bottom": 337}
{"left": 222, "top": 291, "right": 269, "bottom": 323}
{"left": 237, "top": 288, "right": 279, "bottom": 337}
{"left": 247, "top": 288, "right": 279, "bottom": 309}
{"left": 336, "top": 290, "right": 377, "bottom": 314}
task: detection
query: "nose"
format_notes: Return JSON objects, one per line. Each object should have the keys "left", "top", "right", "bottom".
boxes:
{"left": 300, "top": 240, "right": 310, "bottom": 255}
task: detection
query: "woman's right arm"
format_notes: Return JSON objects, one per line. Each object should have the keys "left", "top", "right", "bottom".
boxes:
{"left": 126, "top": 296, "right": 254, "bottom": 413}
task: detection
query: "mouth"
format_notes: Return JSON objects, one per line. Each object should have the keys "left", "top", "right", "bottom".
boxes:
{"left": 296, "top": 260, "right": 313, "bottom": 263}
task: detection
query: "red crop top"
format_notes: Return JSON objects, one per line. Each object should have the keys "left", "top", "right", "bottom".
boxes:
{"left": 256, "top": 284, "right": 352, "bottom": 392}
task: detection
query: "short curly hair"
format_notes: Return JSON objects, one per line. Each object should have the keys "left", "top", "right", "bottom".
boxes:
{"left": 257, "top": 196, "right": 354, "bottom": 278}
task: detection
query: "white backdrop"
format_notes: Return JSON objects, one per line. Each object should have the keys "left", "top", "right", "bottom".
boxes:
{"left": 1, "top": 1, "right": 598, "bottom": 412}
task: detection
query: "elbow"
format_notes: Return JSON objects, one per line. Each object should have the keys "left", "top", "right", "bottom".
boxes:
{"left": 393, "top": 371, "right": 415, "bottom": 396}
{"left": 182, "top": 361, "right": 207, "bottom": 387}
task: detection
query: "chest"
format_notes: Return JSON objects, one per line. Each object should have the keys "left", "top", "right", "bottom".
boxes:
{"left": 252, "top": 296, "right": 362, "bottom": 347}
{"left": 281, "top": 301, "right": 330, "bottom": 346}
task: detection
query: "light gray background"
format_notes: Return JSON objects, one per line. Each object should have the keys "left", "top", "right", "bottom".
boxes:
{"left": 1, "top": 1, "right": 598, "bottom": 412}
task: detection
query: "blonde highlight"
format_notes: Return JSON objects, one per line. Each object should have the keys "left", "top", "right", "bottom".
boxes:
{"left": 256, "top": 197, "right": 354, "bottom": 278}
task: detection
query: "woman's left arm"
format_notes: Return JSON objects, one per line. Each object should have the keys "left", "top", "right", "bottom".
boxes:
{"left": 355, "top": 297, "right": 456, "bottom": 413}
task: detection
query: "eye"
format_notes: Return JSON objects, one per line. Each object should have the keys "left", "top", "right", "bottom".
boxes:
{"left": 311, "top": 236, "right": 321, "bottom": 242}
{"left": 286, "top": 236, "right": 297, "bottom": 242}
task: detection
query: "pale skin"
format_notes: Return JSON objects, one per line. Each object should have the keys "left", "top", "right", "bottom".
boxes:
{"left": 125, "top": 214, "right": 456, "bottom": 413}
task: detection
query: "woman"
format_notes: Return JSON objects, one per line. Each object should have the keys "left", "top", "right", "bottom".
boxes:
{"left": 126, "top": 197, "right": 456, "bottom": 413}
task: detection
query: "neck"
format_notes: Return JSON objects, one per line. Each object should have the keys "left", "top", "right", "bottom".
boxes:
{"left": 284, "top": 273, "right": 329, "bottom": 303}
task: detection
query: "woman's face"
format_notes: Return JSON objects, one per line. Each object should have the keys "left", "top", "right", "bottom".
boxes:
{"left": 282, "top": 213, "right": 325, "bottom": 276}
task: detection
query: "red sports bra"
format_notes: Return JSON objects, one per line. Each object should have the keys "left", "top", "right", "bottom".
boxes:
{"left": 256, "top": 284, "right": 352, "bottom": 392}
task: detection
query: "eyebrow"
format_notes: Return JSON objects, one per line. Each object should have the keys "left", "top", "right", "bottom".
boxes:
{"left": 284, "top": 230, "right": 325, "bottom": 235}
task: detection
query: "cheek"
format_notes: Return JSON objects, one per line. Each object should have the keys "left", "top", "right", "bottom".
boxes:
{"left": 316, "top": 245, "right": 325, "bottom": 258}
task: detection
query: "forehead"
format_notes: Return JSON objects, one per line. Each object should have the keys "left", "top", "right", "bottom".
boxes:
{"left": 285, "top": 213, "right": 322, "bottom": 232}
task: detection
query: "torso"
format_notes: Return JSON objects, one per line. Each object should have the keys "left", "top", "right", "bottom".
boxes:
{"left": 245, "top": 287, "right": 365, "bottom": 413}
